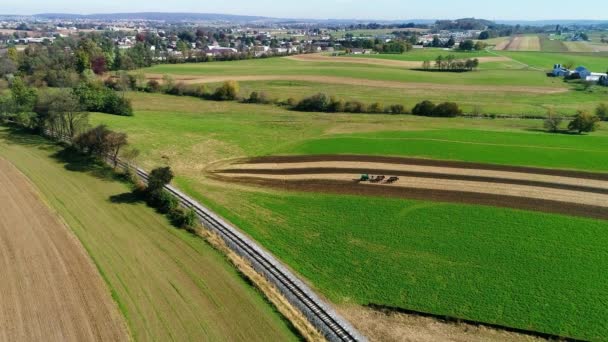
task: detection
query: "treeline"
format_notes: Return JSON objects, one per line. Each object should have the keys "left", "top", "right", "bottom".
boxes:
{"left": 544, "top": 105, "right": 606, "bottom": 135}
{"left": 0, "top": 77, "right": 133, "bottom": 140}
{"left": 422, "top": 55, "right": 479, "bottom": 71}
{"left": 0, "top": 37, "right": 153, "bottom": 88}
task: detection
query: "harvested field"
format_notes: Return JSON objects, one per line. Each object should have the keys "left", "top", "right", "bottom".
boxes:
{"left": 0, "top": 158, "right": 129, "bottom": 342}
{"left": 144, "top": 74, "right": 567, "bottom": 94}
{"left": 211, "top": 155, "right": 608, "bottom": 220}
{"left": 495, "top": 36, "right": 541, "bottom": 51}
{"left": 285, "top": 53, "right": 512, "bottom": 68}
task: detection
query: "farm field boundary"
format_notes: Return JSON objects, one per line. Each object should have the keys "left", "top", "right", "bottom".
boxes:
{"left": 144, "top": 73, "right": 567, "bottom": 94}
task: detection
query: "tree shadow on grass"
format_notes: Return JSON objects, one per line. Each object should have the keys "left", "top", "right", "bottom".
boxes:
{"left": 524, "top": 128, "right": 582, "bottom": 135}
{"left": 50, "top": 148, "right": 127, "bottom": 182}
{"left": 1, "top": 125, "right": 59, "bottom": 151}
{"left": 109, "top": 192, "right": 141, "bottom": 205}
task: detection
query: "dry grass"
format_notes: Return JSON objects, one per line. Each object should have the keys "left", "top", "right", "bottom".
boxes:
{"left": 338, "top": 305, "right": 541, "bottom": 342}
{"left": 201, "top": 230, "right": 327, "bottom": 342}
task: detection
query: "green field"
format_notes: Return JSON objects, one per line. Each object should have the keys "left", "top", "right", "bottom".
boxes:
{"left": 345, "top": 48, "right": 492, "bottom": 61}
{"left": 85, "top": 92, "right": 608, "bottom": 340}
{"left": 142, "top": 51, "right": 608, "bottom": 117}
{"left": 0, "top": 126, "right": 297, "bottom": 342}
{"left": 498, "top": 50, "right": 608, "bottom": 71}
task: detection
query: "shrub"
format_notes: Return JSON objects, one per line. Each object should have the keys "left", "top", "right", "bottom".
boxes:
{"left": 146, "top": 79, "right": 162, "bottom": 93}
{"left": 152, "top": 190, "right": 179, "bottom": 214}
{"left": 286, "top": 97, "right": 298, "bottom": 108}
{"left": 433, "top": 102, "right": 462, "bottom": 117}
{"left": 169, "top": 207, "right": 198, "bottom": 230}
{"left": 246, "top": 91, "right": 271, "bottom": 104}
{"left": 389, "top": 104, "right": 406, "bottom": 114}
{"left": 295, "top": 93, "right": 330, "bottom": 112}
{"left": 369, "top": 102, "right": 384, "bottom": 114}
{"left": 103, "top": 93, "right": 133, "bottom": 116}
{"left": 568, "top": 110, "right": 600, "bottom": 134}
{"left": 167, "top": 82, "right": 188, "bottom": 96}
{"left": 327, "top": 96, "right": 345, "bottom": 112}
{"left": 412, "top": 100, "right": 436, "bottom": 116}
{"left": 344, "top": 101, "right": 368, "bottom": 113}
{"left": 412, "top": 101, "right": 461, "bottom": 117}
{"left": 544, "top": 108, "right": 562, "bottom": 132}
{"left": 213, "top": 80, "right": 240, "bottom": 101}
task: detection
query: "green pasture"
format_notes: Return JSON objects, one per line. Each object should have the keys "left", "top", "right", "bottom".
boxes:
{"left": 195, "top": 187, "right": 608, "bottom": 341}
{"left": 143, "top": 57, "right": 562, "bottom": 87}
{"left": 85, "top": 92, "right": 608, "bottom": 340}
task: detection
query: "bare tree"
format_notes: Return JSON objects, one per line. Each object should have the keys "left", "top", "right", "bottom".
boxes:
{"left": 49, "top": 90, "right": 88, "bottom": 139}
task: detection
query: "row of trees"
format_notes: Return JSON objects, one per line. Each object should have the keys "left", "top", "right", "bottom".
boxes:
{"left": 422, "top": 55, "right": 480, "bottom": 71}
{"left": 544, "top": 104, "right": 606, "bottom": 134}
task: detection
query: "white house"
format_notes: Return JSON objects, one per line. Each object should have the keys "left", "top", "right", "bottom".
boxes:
{"left": 586, "top": 72, "right": 608, "bottom": 83}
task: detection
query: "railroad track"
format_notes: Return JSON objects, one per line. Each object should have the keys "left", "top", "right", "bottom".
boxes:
{"left": 42, "top": 130, "right": 365, "bottom": 341}
{"left": 124, "top": 162, "right": 364, "bottom": 342}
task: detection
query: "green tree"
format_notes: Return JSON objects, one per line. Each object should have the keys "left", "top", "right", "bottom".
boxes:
{"left": 568, "top": 110, "right": 600, "bottom": 134}
{"left": 10, "top": 77, "right": 37, "bottom": 113}
{"left": 148, "top": 167, "right": 174, "bottom": 193}
{"left": 543, "top": 108, "right": 562, "bottom": 132}
{"left": 459, "top": 40, "right": 475, "bottom": 51}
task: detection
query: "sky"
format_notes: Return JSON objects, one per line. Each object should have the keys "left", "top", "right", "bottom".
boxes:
{"left": 3, "top": 0, "right": 608, "bottom": 21}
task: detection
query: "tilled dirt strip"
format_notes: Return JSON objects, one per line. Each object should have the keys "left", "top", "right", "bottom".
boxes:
{"left": 225, "top": 161, "right": 608, "bottom": 190}
{"left": 216, "top": 173, "right": 608, "bottom": 209}
{"left": 0, "top": 158, "right": 129, "bottom": 342}
{"left": 218, "top": 167, "right": 608, "bottom": 195}
{"left": 243, "top": 155, "right": 608, "bottom": 181}
{"left": 285, "top": 53, "right": 513, "bottom": 68}
{"left": 214, "top": 175, "right": 608, "bottom": 221}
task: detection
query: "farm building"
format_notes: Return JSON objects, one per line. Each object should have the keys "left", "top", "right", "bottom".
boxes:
{"left": 552, "top": 64, "right": 569, "bottom": 77}
{"left": 348, "top": 48, "right": 373, "bottom": 55}
{"left": 600, "top": 75, "right": 608, "bottom": 86}
{"left": 586, "top": 72, "right": 608, "bottom": 83}
{"left": 573, "top": 66, "right": 591, "bottom": 79}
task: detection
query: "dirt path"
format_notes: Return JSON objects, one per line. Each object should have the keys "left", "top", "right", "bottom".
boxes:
{"left": 285, "top": 53, "right": 513, "bottom": 68}
{"left": 210, "top": 155, "right": 608, "bottom": 220}
{"left": 0, "top": 158, "right": 129, "bottom": 342}
{"left": 145, "top": 74, "right": 566, "bottom": 94}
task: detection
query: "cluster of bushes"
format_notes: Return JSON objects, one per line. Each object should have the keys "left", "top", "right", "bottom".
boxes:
{"left": 422, "top": 55, "right": 479, "bottom": 72}
{"left": 412, "top": 100, "right": 463, "bottom": 117}
{"left": 544, "top": 105, "right": 604, "bottom": 134}
{"left": 144, "top": 76, "right": 240, "bottom": 102}
{"left": 73, "top": 82, "right": 134, "bottom": 116}
{"left": 132, "top": 166, "right": 199, "bottom": 232}
{"left": 291, "top": 93, "right": 406, "bottom": 114}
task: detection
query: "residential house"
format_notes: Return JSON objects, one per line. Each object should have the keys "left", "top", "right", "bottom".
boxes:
{"left": 205, "top": 45, "right": 238, "bottom": 57}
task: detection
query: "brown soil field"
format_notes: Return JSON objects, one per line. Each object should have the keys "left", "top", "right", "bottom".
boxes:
{"left": 210, "top": 155, "right": 608, "bottom": 220}
{"left": 144, "top": 74, "right": 567, "bottom": 95}
{"left": 495, "top": 36, "right": 541, "bottom": 51}
{"left": 0, "top": 158, "right": 129, "bottom": 342}
{"left": 285, "top": 53, "right": 513, "bottom": 68}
